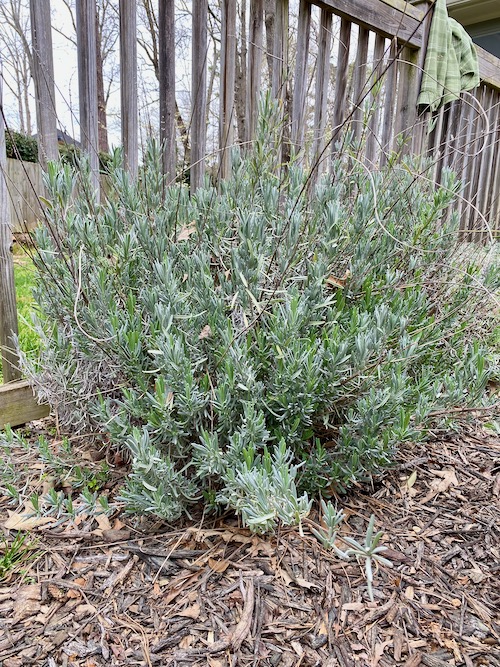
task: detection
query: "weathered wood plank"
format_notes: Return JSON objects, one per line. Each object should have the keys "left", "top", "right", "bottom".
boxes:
{"left": 29, "top": 0, "right": 59, "bottom": 169}
{"left": 491, "top": 120, "right": 500, "bottom": 237}
{"left": 312, "top": 0, "right": 425, "bottom": 48}
{"left": 0, "top": 380, "right": 49, "bottom": 429}
{"left": 0, "top": 62, "right": 22, "bottom": 384}
{"left": 380, "top": 39, "right": 397, "bottom": 163}
{"left": 291, "top": 0, "right": 311, "bottom": 151}
{"left": 485, "top": 93, "right": 500, "bottom": 236}
{"left": 246, "top": 0, "right": 264, "bottom": 144}
{"left": 472, "top": 86, "right": 494, "bottom": 241}
{"left": 76, "top": 0, "right": 100, "bottom": 199}
{"left": 379, "top": 0, "right": 426, "bottom": 21}
{"left": 331, "top": 18, "right": 351, "bottom": 149}
{"left": 365, "top": 33, "right": 386, "bottom": 164}
{"left": 312, "top": 8, "right": 333, "bottom": 172}
{"left": 458, "top": 91, "right": 480, "bottom": 235}
{"left": 159, "top": 0, "right": 176, "bottom": 185}
{"left": 191, "top": 0, "right": 208, "bottom": 190}
{"left": 6, "top": 159, "right": 43, "bottom": 233}
{"left": 395, "top": 45, "right": 419, "bottom": 151}
{"left": 270, "top": 0, "right": 289, "bottom": 165}
{"left": 220, "top": 0, "right": 237, "bottom": 180}
{"left": 119, "top": 0, "right": 138, "bottom": 179}
{"left": 351, "top": 25, "right": 369, "bottom": 144}
{"left": 272, "top": 0, "right": 289, "bottom": 100}
{"left": 477, "top": 45, "right": 500, "bottom": 92}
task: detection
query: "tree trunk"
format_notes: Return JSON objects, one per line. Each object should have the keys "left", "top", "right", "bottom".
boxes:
{"left": 264, "top": 0, "right": 275, "bottom": 88}
{"left": 96, "top": 8, "right": 109, "bottom": 153}
{"left": 235, "top": 0, "right": 247, "bottom": 146}
{"left": 158, "top": 0, "right": 176, "bottom": 184}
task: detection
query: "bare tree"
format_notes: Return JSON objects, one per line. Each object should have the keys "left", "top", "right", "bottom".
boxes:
{"left": 235, "top": 0, "right": 247, "bottom": 145}
{"left": 137, "top": 0, "right": 190, "bottom": 165}
{"left": 0, "top": 0, "right": 33, "bottom": 133}
{"left": 58, "top": 0, "right": 118, "bottom": 152}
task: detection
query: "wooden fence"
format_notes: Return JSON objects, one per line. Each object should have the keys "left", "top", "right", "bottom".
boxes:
{"left": 5, "top": 158, "right": 43, "bottom": 234}
{"left": 5, "top": 1, "right": 500, "bottom": 240}
{"left": 2, "top": 0, "right": 500, "bottom": 425}
{"left": 282, "top": 0, "right": 500, "bottom": 240}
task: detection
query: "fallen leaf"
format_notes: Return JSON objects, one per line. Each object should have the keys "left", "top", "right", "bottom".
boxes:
{"left": 4, "top": 509, "right": 56, "bottom": 531}
{"left": 406, "top": 470, "right": 417, "bottom": 489}
{"left": 326, "top": 270, "right": 351, "bottom": 289}
{"left": 493, "top": 473, "right": 500, "bottom": 497}
{"left": 443, "top": 637, "right": 462, "bottom": 662}
{"left": 230, "top": 579, "right": 254, "bottom": 650}
{"left": 208, "top": 557, "right": 230, "bottom": 573}
{"left": 176, "top": 222, "right": 196, "bottom": 241}
{"left": 13, "top": 585, "right": 41, "bottom": 623}
{"left": 42, "top": 476, "right": 56, "bottom": 495}
{"left": 420, "top": 468, "right": 459, "bottom": 503}
{"left": 47, "top": 585, "right": 66, "bottom": 601}
{"left": 198, "top": 324, "right": 212, "bottom": 340}
{"left": 102, "top": 529, "right": 131, "bottom": 542}
{"left": 67, "top": 589, "right": 82, "bottom": 599}
{"left": 371, "top": 640, "right": 392, "bottom": 667}
{"left": 278, "top": 568, "right": 293, "bottom": 586}
{"left": 178, "top": 603, "right": 201, "bottom": 620}
{"left": 74, "top": 577, "right": 87, "bottom": 587}
{"left": 467, "top": 568, "right": 486, "bottom": 584}
{"left": 404, "top": 586, "right": 415, "bottom": 600}
{"left": 293, "top": 576, "right": 321, "bottom": 590}
{"left": 248, "top": 537, "right": 275, "bottom": 557}
{"left": 75, "top": 603, "right": 97, "bottom": 619}
{"left": 430, "top": 468, "right": 459, "bottom": 493}
{"left": 95, "top": 514, "right": 112, "bottom": 532}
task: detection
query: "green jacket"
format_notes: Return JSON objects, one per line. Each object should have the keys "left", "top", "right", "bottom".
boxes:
{"left": 417, "top": 0, "right": 480, "bottom": 111}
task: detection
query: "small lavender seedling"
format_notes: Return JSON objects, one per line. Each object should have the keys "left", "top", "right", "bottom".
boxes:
{"left": 310, "top": 499, "right": 350, "bottom": 559}
{"left": 341, "top": 514, "right": 393, "bottom": 601}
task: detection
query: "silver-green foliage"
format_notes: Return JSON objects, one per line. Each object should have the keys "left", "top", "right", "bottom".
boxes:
{"left": 312, "top": 503, "right": 393, "bottom": 601}
{"left": 23, "top": 100, "right": 499, "bottom": 530}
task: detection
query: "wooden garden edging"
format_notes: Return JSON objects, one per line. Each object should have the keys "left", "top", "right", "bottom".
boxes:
{"left": 0, "top": 380, "right": 50, "bottom": 429}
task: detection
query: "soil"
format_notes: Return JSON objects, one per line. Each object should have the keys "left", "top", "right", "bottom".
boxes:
{"left": 0, "top": 419, "right": 499, "bottom": 667}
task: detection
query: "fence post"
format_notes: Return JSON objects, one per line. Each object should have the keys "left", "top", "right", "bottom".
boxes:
{"left": 246, "top": 0, "right": 264, "bottom": 146}
{"left": 291, "top": 0, "right": 311, "bottom": 153}
{"left": 191, "top": 0, "right": 208, "bottom": 191}
{"left": 159, "top": 0, "right": 176, "bottom": 186}
{"left": 219, "top": 0, "right": 237, "bottom": 181}
{"left": 76, "top": 0, "right": 100, "bottom": 200}
{"left": 0, "top": 61, "right": 22, "bottom": 383}
{"left": 119, "top": 0, "right": 138, "bottom": 179}
{"left": 30, "top": 0, "right": 59, "bottom": 170}
{"left": 312, "top": 8, "right": 332, "bottom": 172}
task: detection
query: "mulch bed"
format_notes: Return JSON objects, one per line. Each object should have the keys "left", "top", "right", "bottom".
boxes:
{"left": 0, "top": 420, "right": 499, "bottom": 667}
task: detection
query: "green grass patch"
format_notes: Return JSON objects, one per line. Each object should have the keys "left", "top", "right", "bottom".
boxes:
{"left": 0, "top": 252, "right": 40, "bottom": 383}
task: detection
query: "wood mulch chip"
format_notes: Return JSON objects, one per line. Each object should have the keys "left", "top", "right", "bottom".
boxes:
{"left": 0, "top": 421, "right": 499, "bottom": 666}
